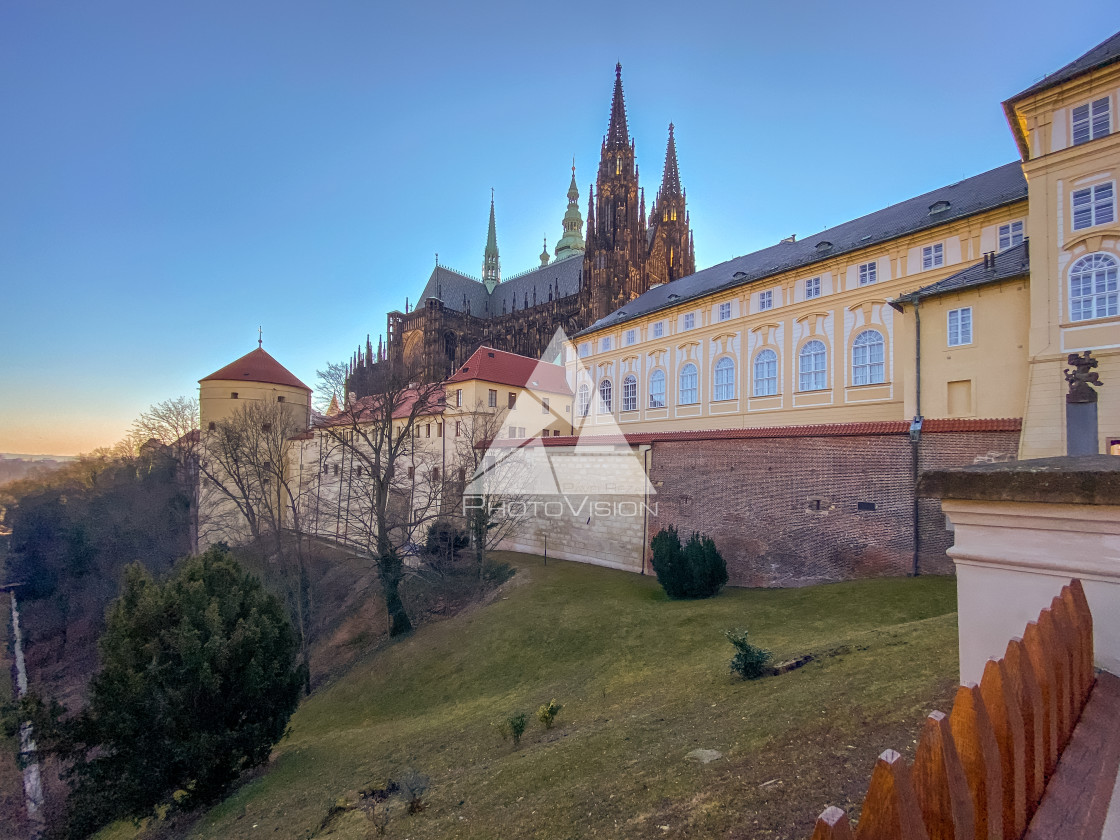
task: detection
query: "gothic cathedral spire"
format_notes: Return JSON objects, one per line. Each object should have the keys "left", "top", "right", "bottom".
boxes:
{"left": 648, "top": 123, "right": 695, "bottom": 286}
{"left": 482, "top": 190, "right": 500, "bottom": 293}
{"left": 583, "top": 63, "right": 646, "bottom": 321}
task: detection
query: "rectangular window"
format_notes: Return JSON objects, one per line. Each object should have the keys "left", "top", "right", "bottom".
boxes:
{"left": 1072, "top": 97, "right": 1111, "bottom": 146}
{"left": 1072, "top": 183, "right": 1115, "bottom": 230}
{"left": 683, "top": 313, "right": 695, "bottom": 330}
{"left": 276, "top": 395, "right": 285, "bottom": 403}
{"left": 231, "top": 392, "right": 239, "bottom": 399}
{"left": 948, "top": 307, "right": 972, "bottom": 346}
{"left": 508, "top": 392, "right": 516, "bottom": 409}
{"left": 208, "top": 421, "right": 216, "bottom": 431}
{"left": 758, "top": 290, "right": 773, "bottom": 311}
{"left": 718, "top": 302, "right": 731, "bottom": 321}
{"left": 541, "top": 397, "right": 549, "bottom": 414}
{"left": 578, "top": 342, "right": 590, "bottom": 358}
{"left": 455, "top": 420, "right": 462, "bottom": 437}
{"left": 624, "top": 328, "right": 637, "bottom": 345}
{"left": 805, "top": 276, "right": 821, "bottom": 299}
{"left": 407, "top": 466, "right": 415, "bottom": 479}
{"left": 922, "top": 243, "right": 944, "bottom": 270}
{"left": 437, "top": 423, "right": 443, "bottom": 437}
{"left": 652, "top": 321, "right": 664, "bottom": 338}
{"left": 488, "top": 389, "right": 497, "bottom": 408}
{"left": 553, "top": 429, "right": 561, "bottom": 437}
{"left": 425, "top": 423, "right": 430, "bottom": 438}
{"left": 458, "top": 467, "right": 466, "bottom": 483}
{"left": 599, "top": 336, "right": 611, "bottom": 352}
{"left": 508, "top": 425, "right": 516, "bottom": 438}
{"left": 998, "top": 221, "right": 1024, "bottom": 250}
{"left": 455, "top": 389, "right": 463, "bottom": 407}
{"left": 858, "top": 261, "right": 877, "bottom": 286}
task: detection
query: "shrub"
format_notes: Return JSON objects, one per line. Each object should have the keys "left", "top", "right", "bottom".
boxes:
{"left": 424, "top": 520, "right": 468, "bottom": 564}
{"left": 498, "top": 712, "right": 528, "bottom": 745}
{"left": 726, "top": 628, "right": 772, "bottom": 680}
{"left": 649, "top": 526, "right": 728, "bottom": 599}
{"left": 537, "top": 699, "right": 563, "bottom": 729}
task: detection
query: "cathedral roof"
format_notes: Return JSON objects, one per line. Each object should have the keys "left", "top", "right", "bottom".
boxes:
{"left": 447, "top": 346, "right": 571, "bottom": 395}
{"left": 200, "top": 347, "right": 311, "bottom": 391}
{"left": 416, "top": 254, "right": 583, "bottom": 317}
{"left": 579, "top": 161, "right": 1028, "bottom": 335}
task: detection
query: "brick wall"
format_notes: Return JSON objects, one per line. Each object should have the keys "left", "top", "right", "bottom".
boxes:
{"left": 648, "top": 428, "right": 1020, "bottom": 587}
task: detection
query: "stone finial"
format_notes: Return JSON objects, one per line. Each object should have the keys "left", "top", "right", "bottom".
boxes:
{"left": 1065, "top": 351, "right": 1103, "bottom": 404}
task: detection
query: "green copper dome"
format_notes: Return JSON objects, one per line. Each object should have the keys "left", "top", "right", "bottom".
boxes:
{"left": 554, "top": 163, "right": 585, "bottom": 261}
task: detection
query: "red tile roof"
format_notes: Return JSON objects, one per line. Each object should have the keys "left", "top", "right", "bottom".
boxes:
{"left": 487, "top": 418, "right": 1021, "bottom": 447}
{"left": 312, "top": 387, "right": 445, "bottom": 429}
{"left": 200, "top": 347, "right": 311, "bottom": 392}
{"left": 446, "top": 346, "right": 571, "bottom": 395}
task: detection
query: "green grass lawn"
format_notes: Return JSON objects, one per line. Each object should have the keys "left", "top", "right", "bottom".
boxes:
{"left": 104, "top": 554, "right": 960, "bottom": 840}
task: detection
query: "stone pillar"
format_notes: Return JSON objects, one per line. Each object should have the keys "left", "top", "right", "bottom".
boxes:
{"left": 919, "top": 456, "right": 1120, "bottom": 682}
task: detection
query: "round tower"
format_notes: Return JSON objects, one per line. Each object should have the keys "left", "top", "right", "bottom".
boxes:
{"left": 198, "top": 345, "right": 312, "bottom": 433}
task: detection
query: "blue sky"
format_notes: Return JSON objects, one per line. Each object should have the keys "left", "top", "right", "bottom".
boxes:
{"left": 2, "top": 1, "right": 1117, "bottom": 454}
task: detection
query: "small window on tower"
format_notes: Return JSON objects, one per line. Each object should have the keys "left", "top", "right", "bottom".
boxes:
{"left": 231, "top": 392, "right": 239, "bottom": 399}
{"left": 277, "top": 396, "right": 285, "bottom": 403}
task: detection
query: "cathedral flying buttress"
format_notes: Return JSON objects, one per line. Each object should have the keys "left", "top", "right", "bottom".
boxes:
{"left": 346, "top": 64, "right": 696, "bottom": 395}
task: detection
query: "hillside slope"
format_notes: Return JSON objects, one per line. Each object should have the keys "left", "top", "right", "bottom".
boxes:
{"left": 106, "top": 554, "right": 960, "bottom": 840}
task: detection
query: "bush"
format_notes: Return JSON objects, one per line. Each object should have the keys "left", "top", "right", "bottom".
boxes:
{"left": 537, "top": 699, "right": 563, "bottom": 729}
{"left": 649, "top": 526, "right": 728, "bottom": 599}
{"left": 498, "top": 712, "right": 528, "bottom": 745}
{"left": 424, "top": 520, "right": 468, "bottom": 564}
{"left": 726, "top": 628, "right": 772, "bottom": 680}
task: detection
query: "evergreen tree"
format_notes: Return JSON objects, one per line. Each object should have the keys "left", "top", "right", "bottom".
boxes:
{"left": 60, "top": 548, "right": 304, "bottom": 837}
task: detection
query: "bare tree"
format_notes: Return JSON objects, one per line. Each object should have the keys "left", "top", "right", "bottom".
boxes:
{"left": 197, "top": 400, "right": 314, "bottom": 690}
{"left": 314, "top": 360, "right": 349, "bottom": 414}
{"left": 132, "top": 396, "right": 201, "bottom": 552}
{"left": 449, "top": 402, "right": 532, "bottom": 576}
{"left": 311, "top": 363, "right": 444, "bottom": 637}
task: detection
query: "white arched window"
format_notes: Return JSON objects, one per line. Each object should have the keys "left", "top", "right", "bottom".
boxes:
{"left": 713, "top": 357, "right": 735, "bottom": 401}
{"left": 753, "top": 349, "right": 777, "bottom": 396}
{"left": 622, "top": 375, "right": 638, "bottom": 412}
{"left": 798, "top": 340, "right": 827, "bottom": 391}
{"left": 577, "top": 384, "right": 590, "bottom": 417}
{"left": 852, "top": 330, "right": 885, "bottom": 385}
{"left": 679, "top": 363, "right": 699, "bottom": 404}
{"left": 1070, "top": 253, "right": 1119, "bottom": 321}
{"left": 598, "top": 379, "right": 613, "bottom": 413}
{"left": 649, "top": 370, "right": 666, "bottom": 408}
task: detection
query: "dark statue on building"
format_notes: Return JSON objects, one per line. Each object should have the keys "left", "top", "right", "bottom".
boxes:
{"left": 1065, "top": 350, "right": 1104, "bottom": 456}
{"left": 1065, "top": 351, "right": 1104, "bottom": 403}
{"left": 346, "top": 64, "right": 697, "bottom": 393}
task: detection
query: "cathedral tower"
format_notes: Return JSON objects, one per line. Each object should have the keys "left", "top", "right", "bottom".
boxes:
{"left": 647, "top": 123, "right": 695, "bottom": 286}
{"left": 482, "top": 192, "right": 501, "bottom": 293}
{"left": 582, "top": 64, "right": 648, "bottom": 322}
{"left": 554, "top": 162, "right": 585, "bottom": 261}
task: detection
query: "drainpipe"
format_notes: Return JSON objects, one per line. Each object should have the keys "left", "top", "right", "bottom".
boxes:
{"left": 890, "top": 294, "right": 923, "bottom": 578}
{"left": 909, "top": 293, "right": 923, "bottom": 577}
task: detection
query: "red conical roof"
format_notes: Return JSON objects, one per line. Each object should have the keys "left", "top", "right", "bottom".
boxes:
{"left": 200, "top": 347, "right": 311, "bottom": 392}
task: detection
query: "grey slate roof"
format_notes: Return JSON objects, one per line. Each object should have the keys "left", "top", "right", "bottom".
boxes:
{"left": 1007, "top": 31, "right": 1120, "bottom": 103}
{"left": 904, "top": 240, "right": 1030, "bottom": 303}
{"left": 416, "top": 253, "right": 583, "bottom": 317}
{"left": 578, "top": 161, "right": 1028, "bottom": 336}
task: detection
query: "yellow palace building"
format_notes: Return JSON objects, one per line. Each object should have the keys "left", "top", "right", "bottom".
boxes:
{"left": 570, "top": 32, "right": 1120, "bottom": 460}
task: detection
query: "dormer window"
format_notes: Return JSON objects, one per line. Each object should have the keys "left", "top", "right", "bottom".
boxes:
{"left": 929, "top": 200, "right": 951, "bottom": 215}
{"left": 1072, "top": 97, "right": 1111, "bottom": 146}
{"left": 815, "top": 241, "right": 833, "bottom": 252}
